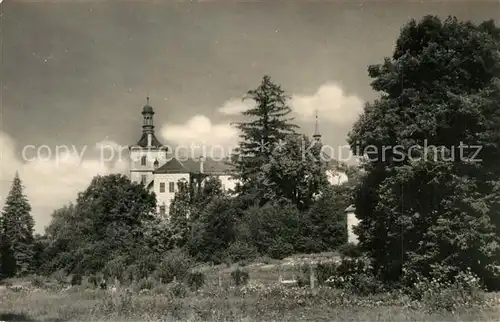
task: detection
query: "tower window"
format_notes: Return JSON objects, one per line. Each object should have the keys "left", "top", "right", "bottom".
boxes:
{"left": 141, "top": 175, "right": 147, "bottom": 185}
{"left": 169, "top": 182, "right": 175, "bottom": 193}
{"left": 141, "top": 156, "right": 147, "bottom": 166}
{"left": 159, "top": 182, "right": 165, "bottom": 193}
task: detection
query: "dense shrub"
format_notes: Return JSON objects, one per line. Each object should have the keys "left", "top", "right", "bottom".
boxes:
{"left": 186, "top": 272, "right": 205, "bottom": 291}
{"left": 231, "top": 267, "right": 249, "bottom": 286}
{"left": 268, "top": 241, "right": 295, "bottom": 260}
{"left": 155, "top": 249, "right": 193, "bottom": 284}
{"left": 71, "top": 273, "right": 82, "bottom": 286}
{"left": 30, "top": 275, "right": 45, "bottom": 288}
{"left": 324, "top": 256, "right": 384, "bottom": 295}
{"left": 338, "top": 243, "right": 362, "bottom": 258}
{"left": 296, "top": 264, "right": 312, "bottom": 287}
{"left": 316, "top": 262, "right": 338, "bottom": 285}
{"left": 224, "top": 240, "right": 259, "bottom": 263}
{"left": 408, "top": 267, "right": 485, "bottom": 312}
{"left": 168, "top": 280, "right": 188, "bottom": 298}
{"left": 133, "top": 278, "right": 155, "bottom": 292}
{"left": 52, "top": 270, "right": 67, "bottom": 285}
{"left": 88, "top": 275, "right": 99, "bottom": 288}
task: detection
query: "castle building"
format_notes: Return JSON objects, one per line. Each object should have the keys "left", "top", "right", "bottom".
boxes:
{"left": 128, "top": 99, "right": 357, "bottom": 241}
{"left": 128, "top": 98, "right": 237, "bottom": 217}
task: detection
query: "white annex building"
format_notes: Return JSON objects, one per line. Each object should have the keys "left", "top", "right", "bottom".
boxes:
{"left": 127, "top": 98, "right": 359, "bottom": 243}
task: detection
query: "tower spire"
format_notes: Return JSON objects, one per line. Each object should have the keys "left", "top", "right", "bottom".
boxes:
{"left": 313, "top": 109, "right": 321, "bottom": 141}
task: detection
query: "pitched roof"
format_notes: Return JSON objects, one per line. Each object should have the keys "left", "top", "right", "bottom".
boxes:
{"left": 154, "top": 157, "right": 235, "bottom": 175}
{"left": 135, "top": 133, "right": 165, "bottom": 148}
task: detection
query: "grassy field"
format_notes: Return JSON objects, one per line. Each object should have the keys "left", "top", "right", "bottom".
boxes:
{"left": 1, "top": 254, "right": 499, "bottom": 322}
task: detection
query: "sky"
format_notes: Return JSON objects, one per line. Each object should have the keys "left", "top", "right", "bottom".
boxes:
{"left": 1, "top": 0, "right": 499, "bottom": 232}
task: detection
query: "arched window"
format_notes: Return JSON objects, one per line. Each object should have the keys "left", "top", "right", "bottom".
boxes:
{"left": 141, "top": 156, "right": 147, "bottom": 166}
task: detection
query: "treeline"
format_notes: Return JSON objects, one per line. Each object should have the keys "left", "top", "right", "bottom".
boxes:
{"left": 1, "top": 75, "right": 354, "bottom": 281}
{"left": 2, "top": 15, "right": 500, "bottom": 293}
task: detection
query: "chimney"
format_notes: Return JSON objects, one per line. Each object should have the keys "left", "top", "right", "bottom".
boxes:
{"left": 199, "top": 156, "right": 205, "bottom": 173}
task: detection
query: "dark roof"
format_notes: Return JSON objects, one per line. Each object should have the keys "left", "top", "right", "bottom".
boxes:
{"left": 135, "top": 133, "right": 166, "bottom": 148}
{"left": 345, "top": 205, "right": 356, "bottom": 212}
{"left": 142, "top": 104, "right": 154, "bottom": 114}
{"left": 154, "top": 157, "right": 235, "bottom": 175}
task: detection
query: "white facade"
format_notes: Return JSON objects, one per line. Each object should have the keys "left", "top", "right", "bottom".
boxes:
{"left": 346, "top": 207, "right": 360, "bottom": 245}
{"left": 129, "top": 148, "right": 169, "bottom": 187}
{"left": 218, "top": 174, "right": 238, "bottom": 192}
{"left": 153, "top": 172, "right": 190, "bottom": 216}
{"left": 326, "top": 170, "right": 348, "bottom": 186}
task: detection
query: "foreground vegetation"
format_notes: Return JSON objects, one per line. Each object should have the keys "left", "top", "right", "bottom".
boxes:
{"left": 1, "top": 257, "right": 499, "bottom": 322}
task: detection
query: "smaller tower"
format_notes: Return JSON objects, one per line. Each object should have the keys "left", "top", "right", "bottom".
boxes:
{"left": 313, "top": 109, "right": 322, "bottom": 142}
{"left": 142, "top": 97, "right": 154, "bottom": 147}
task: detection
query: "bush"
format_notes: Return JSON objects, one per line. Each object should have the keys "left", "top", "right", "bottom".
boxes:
{"left": 103, "top": 256, "right": 128, "bottom": 281}
{"left": 224, "top": 240, "right": 259, "bottom": 263}
{"left": 133, "top": 278, "right": 155, "bottom": 292}
{"left": 409, "top": 267, "right": 485, "bottom": 312}
{"left": 186, "top": 272, "right": 205, "bottom": 291}
{"left": 155, "top": 249, "right": 193, "bottom": 284}
{"left": 71, "top": 273, "right": 82, "bottom": 286}
{"left": 338, "top": 243, "right": 362, "bottom": 258}
{"left": 30, "top": 275, "right": 45, "bottom": 288}
{"left": 52, "top": 270, "right": 67, "bottom": 285}
{"left": 296, "top": 264, "right": 311, "bottom": 287}
{"left": 268, "top": 241, "right": 294, "bottom": 260}
{"left": 316, "top": 262, "right": 337, "bottom": 285}
{"left": 168, "top": 280, "right": 188, "bottom": 298}
{"left": 88, "top": 275, "right": 99, "bottom": 288}
{"left": 231, "top": 267, "right": 249, "bottom": 286}
{"left": 324, "top": 256, "right": 384, "bottom": 295}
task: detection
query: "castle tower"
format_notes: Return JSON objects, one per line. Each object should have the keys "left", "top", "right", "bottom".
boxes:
{"left": 128, "top": 97, "right": 168, "bottom": 188}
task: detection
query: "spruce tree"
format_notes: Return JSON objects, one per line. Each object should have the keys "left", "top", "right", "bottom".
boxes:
{"left": 1, "top": 172, "right": 35, "bottom": 277}
{"left": 232, "top": 75, "right": 299, "bottom": 203}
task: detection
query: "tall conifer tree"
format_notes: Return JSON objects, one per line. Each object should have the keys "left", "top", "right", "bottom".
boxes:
{"left": 232, "top": 75, "right": 299, "bottom": 203}
{"left": 1, "top": 172, "right": 35, "bottom": 277}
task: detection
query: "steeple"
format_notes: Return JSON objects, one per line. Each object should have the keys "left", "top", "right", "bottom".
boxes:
{"left": 142, "top": 96, "right": 154, "bottom": 134}
{"left": 313, "top": 109, "right": 321, "bottom": 142}
{"left": 135, "top": 97, "right": 165, "bottom": 148}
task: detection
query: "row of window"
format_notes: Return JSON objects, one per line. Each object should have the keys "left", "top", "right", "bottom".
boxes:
{"left": 140, "top": 176, "right": 227, "bottom": 193}
{"left": 159, "top": 182, "right": 175, "bottom": 193}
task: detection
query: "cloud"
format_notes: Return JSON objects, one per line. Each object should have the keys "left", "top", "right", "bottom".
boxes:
{"left": 218, "top": 98, "right": 255, "bottom": 116}
{"left": 159, "top": 115, "right": 238, "bottom": 156}
{"left": 217, "top": 83, "right": 364, "bottom": 125}
{"left": 290, "top": 83, "right": 364, "bottom": 124}
{"left": 0, "top": 132, "right": 128, "bottom": 233}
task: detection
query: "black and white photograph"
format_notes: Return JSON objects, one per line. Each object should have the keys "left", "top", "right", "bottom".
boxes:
{"left": 1, "top": 0, "right": 500, "bottom": 321}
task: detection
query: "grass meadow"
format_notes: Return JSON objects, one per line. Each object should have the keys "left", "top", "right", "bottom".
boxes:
{"left": 1, "top": 253, "right": 499, "bottom": 322}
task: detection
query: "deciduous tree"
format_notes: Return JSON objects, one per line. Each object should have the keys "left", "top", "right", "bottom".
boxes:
{"left": 348, "top": 15, "right": 500, "bottom": 289}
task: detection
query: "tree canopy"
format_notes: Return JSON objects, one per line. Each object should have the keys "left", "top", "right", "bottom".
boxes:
{"left": 348, "top": 15, "right": 500, "bottom": 289}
